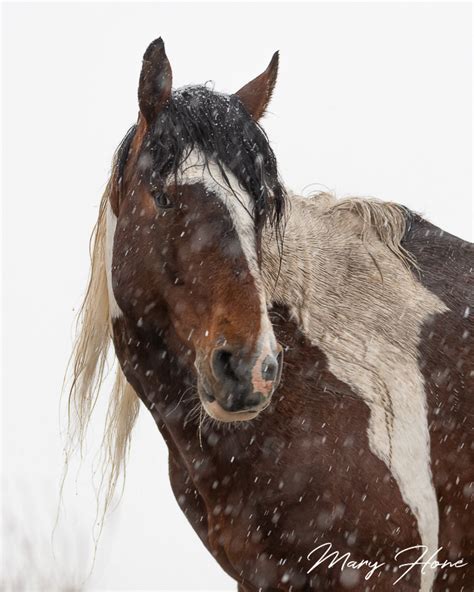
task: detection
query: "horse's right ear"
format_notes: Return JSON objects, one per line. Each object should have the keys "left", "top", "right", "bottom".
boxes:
{"left": 138, "top": 38, "right": 172, "bottom": 125}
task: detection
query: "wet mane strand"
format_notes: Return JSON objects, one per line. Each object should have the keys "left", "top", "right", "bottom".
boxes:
{"left": 63, "top": 148, "right": 140, "bottom": 541}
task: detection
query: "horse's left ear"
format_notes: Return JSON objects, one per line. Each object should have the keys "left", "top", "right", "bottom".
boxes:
{"left": 234, "top": 51, "right": 279, "bottom": 120}
{"left": 138, "top": 37, "right": 172, "bottom": 125}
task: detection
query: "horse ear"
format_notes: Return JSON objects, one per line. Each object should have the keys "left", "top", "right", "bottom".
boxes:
{"left": 234, "top": 51, "right": 279, "bottom": 120}
{"left": 138, "top": 37, "right": 172, "bottom": 125}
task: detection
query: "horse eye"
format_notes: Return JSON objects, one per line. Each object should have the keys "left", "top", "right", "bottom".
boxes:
{"left": 154, "top": 192, "right": 173, "bottom": 209}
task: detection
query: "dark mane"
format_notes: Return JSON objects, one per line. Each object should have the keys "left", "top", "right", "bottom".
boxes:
{"left": 118, "top": 85, "right": 287, "bottom": 231}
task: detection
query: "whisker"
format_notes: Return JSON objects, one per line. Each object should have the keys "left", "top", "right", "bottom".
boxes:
{"left": 184, "top": 399, "right": 202, "bottom": 427}
{"left": 198, "top": 406, "right": 204, "bottom": 450}
{"left": 165, "top": 385, "right": 195, "bottom": 417}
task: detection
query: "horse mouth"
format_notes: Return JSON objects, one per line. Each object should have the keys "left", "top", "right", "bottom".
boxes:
{"left": 198, "top": 383, "right": 269, "bottom": 423}
{"left": 201, "top": 398, "right": 262, "bottom": 423}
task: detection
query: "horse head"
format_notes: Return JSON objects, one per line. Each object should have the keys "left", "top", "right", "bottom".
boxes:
{"left": 108, "top": 38, "right": 286, "bottom": 422}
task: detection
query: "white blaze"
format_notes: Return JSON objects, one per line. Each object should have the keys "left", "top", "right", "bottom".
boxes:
{"left": 169, "top": 151, "right": 278, "bottom": 368}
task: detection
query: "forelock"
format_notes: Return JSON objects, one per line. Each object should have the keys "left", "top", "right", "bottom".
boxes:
{"left": 138, "top": 85, "right": 287, "bottom": 230}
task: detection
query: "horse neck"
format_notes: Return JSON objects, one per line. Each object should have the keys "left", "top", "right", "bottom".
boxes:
{"left": 261, "top": 192, "right": 446, "bottom": 342}
{"left": 261, "top": 193, "right": 346, "bottom": 324}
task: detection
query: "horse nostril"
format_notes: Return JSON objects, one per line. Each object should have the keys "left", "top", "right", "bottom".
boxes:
{"left": 261, "top": 354, "right": 279, "bottom": 382}
{"left": 211, "top": 348, "right": 235, "bottom": 382}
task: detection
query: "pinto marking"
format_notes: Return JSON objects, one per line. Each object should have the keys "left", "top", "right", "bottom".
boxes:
{"left": 262, "top": 194, "right": 448, "bottom": 592}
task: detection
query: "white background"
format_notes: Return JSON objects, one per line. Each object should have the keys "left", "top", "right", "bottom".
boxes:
{"left": 2, "top": 2, "right": 472, "bottom": 591}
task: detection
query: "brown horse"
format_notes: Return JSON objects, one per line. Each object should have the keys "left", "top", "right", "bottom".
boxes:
{"left": 69, "top": 38, "right": 473, "bottom": 591}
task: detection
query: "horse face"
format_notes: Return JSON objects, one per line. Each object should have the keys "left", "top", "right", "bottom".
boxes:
{"left": 110, "top": 39, "right": 284, "bottom": 423}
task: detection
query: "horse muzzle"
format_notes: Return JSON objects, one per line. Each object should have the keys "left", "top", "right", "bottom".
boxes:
{"left": 196, "top": 343, "right": 283, "bottom": 422}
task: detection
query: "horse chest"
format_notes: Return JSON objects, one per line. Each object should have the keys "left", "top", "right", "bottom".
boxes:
{"left": 167, "top": 423, "right": 422, "bottom": 590}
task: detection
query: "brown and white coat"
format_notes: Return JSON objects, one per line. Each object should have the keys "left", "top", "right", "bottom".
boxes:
{"left": 69, "top": 38, "right": 474, "bottom": 592}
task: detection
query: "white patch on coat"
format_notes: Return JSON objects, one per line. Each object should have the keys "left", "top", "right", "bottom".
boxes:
{"left": 105, "top": 202, "right": 123, "bottom": 319}
{"left": 261, "top": 194, "right": 448, "bottom": 592}
{"left": 169, "top": 151, "right": 278, "bottom": 374}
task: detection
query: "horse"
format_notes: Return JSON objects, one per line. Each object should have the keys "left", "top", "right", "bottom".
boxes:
{"left": 68, "top": 38, "right": 473, "bottom": 591}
